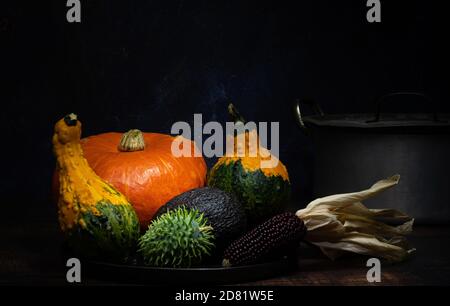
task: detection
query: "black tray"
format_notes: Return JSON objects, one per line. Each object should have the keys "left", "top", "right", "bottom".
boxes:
{"left": 83, "top": 256, "right": 297, "bottom": 285}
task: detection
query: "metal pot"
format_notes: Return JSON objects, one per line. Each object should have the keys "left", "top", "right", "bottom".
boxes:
{"left": 294, "top": 92, "right": 450, "bottom": 224}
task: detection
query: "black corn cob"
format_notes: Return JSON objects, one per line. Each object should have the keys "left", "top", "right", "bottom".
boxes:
{"left": 222, "top": 212, "right": 306, "bottom": 267}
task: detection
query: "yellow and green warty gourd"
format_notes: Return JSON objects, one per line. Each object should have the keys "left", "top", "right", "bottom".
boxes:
{"left": 53, "top": 114, "right": 140, "bottom": 261}
{"left": 207, "top": 104, "right": 291, "bottom": 225}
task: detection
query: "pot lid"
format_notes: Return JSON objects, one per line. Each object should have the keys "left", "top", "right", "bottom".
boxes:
{"left": 303, "top": 113, "right": 450, "bottom": 129}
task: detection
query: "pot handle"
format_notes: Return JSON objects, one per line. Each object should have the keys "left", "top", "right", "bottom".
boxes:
{"left": 293, "top": 98, "right": 324, "bottom": 132}
{"left": 367, "top": 91, "right": 439, "bottom": 123}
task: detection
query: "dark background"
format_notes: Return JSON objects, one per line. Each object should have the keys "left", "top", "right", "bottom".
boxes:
{"left": 1, "top": 0, "right": 448, "bottom": 222}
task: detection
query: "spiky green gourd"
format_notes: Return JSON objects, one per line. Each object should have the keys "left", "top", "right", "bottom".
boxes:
{"left": 138, "top": 207, "right": 215, "bottom": 268}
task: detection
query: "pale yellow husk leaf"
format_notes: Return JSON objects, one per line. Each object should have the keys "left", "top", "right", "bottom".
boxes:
{"left": 296, "top": 175, "right": 416, "bottom": 262}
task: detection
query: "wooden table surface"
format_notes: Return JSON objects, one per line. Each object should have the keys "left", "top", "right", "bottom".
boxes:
{"left": 1, "top": 211, "right": 449, "bottom": 286}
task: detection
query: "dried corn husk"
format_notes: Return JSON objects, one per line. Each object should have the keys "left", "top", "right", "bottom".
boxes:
{"left": 296, "top": 175, "right": 415, "bottom": 262}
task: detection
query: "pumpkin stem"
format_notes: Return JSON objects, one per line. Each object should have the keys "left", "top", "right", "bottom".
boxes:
{"left": 228, "top": 103, "right": 246, "bottom": 124}
{"left": 118, "top": 129, "right": 146, "bottom": 152}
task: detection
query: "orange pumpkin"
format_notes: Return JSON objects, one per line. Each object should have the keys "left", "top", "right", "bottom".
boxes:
{"left": 53, "top": 129, "right": 207, "bottom": 227}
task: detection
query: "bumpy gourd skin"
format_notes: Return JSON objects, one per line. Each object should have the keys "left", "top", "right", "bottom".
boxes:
{"left": 53, "top": 114, "right": 140, "bottom": 261}
{"left": 208, "top": 129, "right": 291, "bottom": 225}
